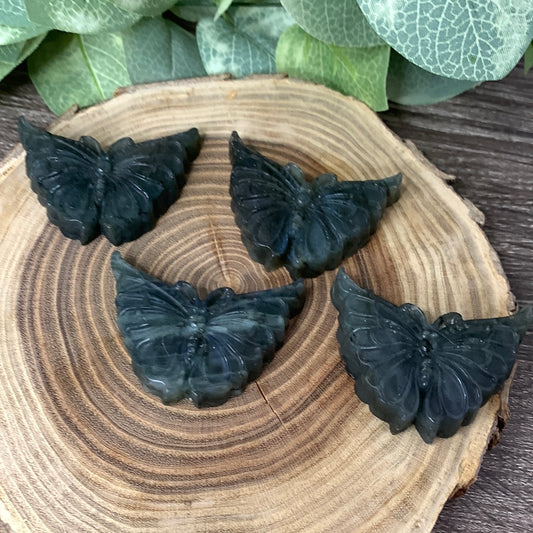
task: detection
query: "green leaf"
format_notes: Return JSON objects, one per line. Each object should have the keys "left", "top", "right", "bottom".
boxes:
{"left": 0, "top": 0, "right": 34, "bottom": 27}
{"left": 197, "top": 6, "right": 294, "bottom": 77}
{"left": 356, "top": 0, "right": 533, "bottom": 81}
{"left": 0, "top": 0, "right": 49, "bottom": 44}
{"left": 24, "top": 0, "right": 141, "bottom": 34}
{"left": 109, "top": 0, "right": 177, "bottom": 16}
{"left": 171, "top": 1, "right": 217, "bottom": 22}
{"left": 525, "top": 41, "right": 533, "bottom": 74}
{"left": 280, "top": 0, "right": 382, "bottom": 47}
{"left": 387, "top": 50, "right": 478, "bottom": 106}
{"left": 0, "top": 33, "right": 46, "bottom": 80}
{"left": 122, "top": 17, "right": 206, "bottom": 83}
{"left": 0, "top": 23, "right": 48, "bottom": 45}
{"left": 172, "top": 0, "right": 280, "bottom": 22}
{"left": 215, "top": 0, "right": 234, "bottom": 19}
{"left": 28, "top": 31, "right": 131, "bottom": 114}
{"left": 276, "top": 25, "right": 389, "bottom": 111}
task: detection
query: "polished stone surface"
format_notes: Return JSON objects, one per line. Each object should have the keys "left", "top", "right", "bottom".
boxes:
{"left": 229, "top": 130, "right": 401, "bottom": 279}
{"left": 112, "top": 251, "right": 305, "bottom": 407}
{"left": 19, "top": 117, "right": 201, "bottom": 245}
{"left": 332, "top": 268, "right": 532, "bottom": 443}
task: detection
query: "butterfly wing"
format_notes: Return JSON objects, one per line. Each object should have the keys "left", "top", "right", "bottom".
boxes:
{"left": 187, "top": 279, "right": 305, "bottom": 407}
{"left": 229, "top": 131, "right": 305, "bottom": 271}
{"left": 112, "top": 252, "right": 305, "bottom": 407}
{"left": 415, "top": 308, "right": 533, "bottom": 443}
{"left": 288, "top": 173, "right": 402, "bottom": 278}
{"left": 331, "top": 268, "right": 425, "bottom": 433}
{"left": 111, "top": 251, "right": 204, "bottom": 403}
{"left": 101, "top": 128, "right": 202, "bottom": 245}
{"left": 332, "top": 268, "right": 533, "bottom": 443}
{"left": 18, "top": 117, "right": 102, "bottom": 244}
{"left": 229, "top": 131, "right": 402, "bottom": 279}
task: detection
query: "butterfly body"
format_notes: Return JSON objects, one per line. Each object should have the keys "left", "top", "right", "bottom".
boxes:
{"left": 19, "top": 118, "right": 201, "bottom": 245}
{"left": 331, "top": 268, "right": 532, "bottom": 443}
{"left": 111, "top": 252, "right": 305, "bottom": 407}
{"left": 229, "top": 131, "right": 402, "bottom": 279}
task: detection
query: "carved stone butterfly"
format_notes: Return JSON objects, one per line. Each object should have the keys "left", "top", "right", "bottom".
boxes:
{"left": 229, "top": 131, "right": 402, "bottom": 279}
{"left": 331, "top": 268, "right": 532, "bottom": 443}
{"left": 18, "top": 117, "right": 202, "bottom": 245}
{"left": 111, "top": 252, "right": 306, "bottom": 407}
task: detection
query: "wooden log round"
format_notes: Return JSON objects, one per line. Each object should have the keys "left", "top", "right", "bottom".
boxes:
{"left": 0, "top": 76, "right": 515, "bottom": 532}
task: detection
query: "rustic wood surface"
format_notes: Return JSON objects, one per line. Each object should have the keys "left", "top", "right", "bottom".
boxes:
{"left": 0, "top": 67, "right": 531, "bottom": 533}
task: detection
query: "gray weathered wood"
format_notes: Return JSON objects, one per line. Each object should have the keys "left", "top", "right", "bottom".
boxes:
{"left": 0, "top": 64, "right": 531, "bottom": 532}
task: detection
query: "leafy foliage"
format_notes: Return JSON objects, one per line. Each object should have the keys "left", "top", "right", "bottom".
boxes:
{"left": 0, "top": 23, "right": 47, "bottom": 45}
{"left": 28, "top": 31, "right": 131, "bottom": 114}
{"left": 24, "top": 0, "right": 141, "bottom": 34}
{"left": 122, "top": 17, "right": 206, "bottom": 84}
{"left": 214, "top": 0, "right": 234, "bottom": 19}
{"left": 280, "top": 0, "right": 382, "bottom": 47}
{"left": 0, "top": 0, "right": 36, "bottom": 27}
{"left": 0, "top": 0, "right": 48, "bottom": 45}
{"left": 1, "top": 0, "right": 530, "bottom": 113}
{"left": 197, "top": 5, "right": 293, "bottom": 77}
{"left": 387, "top": 50, "right": 479, "bottom": 106}
{"left": 276, "top": 25, "right": 390, "bottom": 111}
{"left": 111, "top": 0, "right": 178, "bottom": 16}
{"left": 27, "top": 13, "right": 208, "bottom": 114}
{"left": 172, "top": 1, "right": 282, "bottom": 22}
{"left": 356, "top": 0, "right": 533, "bottom": 81}
{"left": 171, "top": 0, "right": 218, "bottom": 22}
{"left": 0, "top": 34, "right": 45, "bottom": 79}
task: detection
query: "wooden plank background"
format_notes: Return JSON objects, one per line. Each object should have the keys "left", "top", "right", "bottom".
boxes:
{"left": 0, "top": 64, "right": 531, "bottom": 532}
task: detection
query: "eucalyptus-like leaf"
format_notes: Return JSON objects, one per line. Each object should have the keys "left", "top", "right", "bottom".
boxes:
{"left": 387, "top": 50, "right": 479, "bottom": 106}
{"left": 197, "top": 5, "right": 294, "bottom": 77}
{"left": 109, "top": 0, "right": 177, "bottom": 16}
{"left": 0, "top": 0, "right": 48, "bottom": 44}
{"left": 0, "top": 23, "right": 47, "bottom": 45}
{"left": 0, "top": 34, "right": 45, "bottom": 81}
{"left": 171, "top": 0, "right": 217, "bottom": 22}
{"left": 25, "top": 0, "right": 141, "bottom": 34}
{"left": 122, "top": 17, "right": 206, "bottom": 84}
{"left": 0, "top": 0, "right": 34, "bottom": 27}
{"left": 172, "top": 0, "right": 280, "bottom": 22}
{"left": 356, "top": 0, "right": 533, "bottom": 81}
{"left": 276, "top": 25, "right": 389, "bottom": 111}
{"left": 28, "top": 31, "right": 131, "bottom": 114}
{"left": 215, "top": 0, "right": 234, "bottom": 19}
{"left": 280, "top": 0, "right": 382, "bottom": 47}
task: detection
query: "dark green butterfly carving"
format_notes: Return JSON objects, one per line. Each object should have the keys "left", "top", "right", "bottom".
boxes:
{"left": 111, "top": 252, "right": 306, "bottom": 407}
{"left": 332, "top": 268, "right": 532, "bottom": 443}
{"left": 229, "top": 131, "right": 402, "bottom": 279}
{"left": 19, "top": 117, "right": 201, "bottom": 245}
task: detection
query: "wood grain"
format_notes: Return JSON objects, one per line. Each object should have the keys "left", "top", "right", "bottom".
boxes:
{"left": 381, "top": 65, "right": 533, "bottom": 532}
{"left": 0, "top": 76, "right": 527, "bottom": 532}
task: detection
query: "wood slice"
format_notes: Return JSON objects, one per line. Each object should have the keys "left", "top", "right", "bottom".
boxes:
{"left": 0, "top": 76, "right": 515, "bottom": 533}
